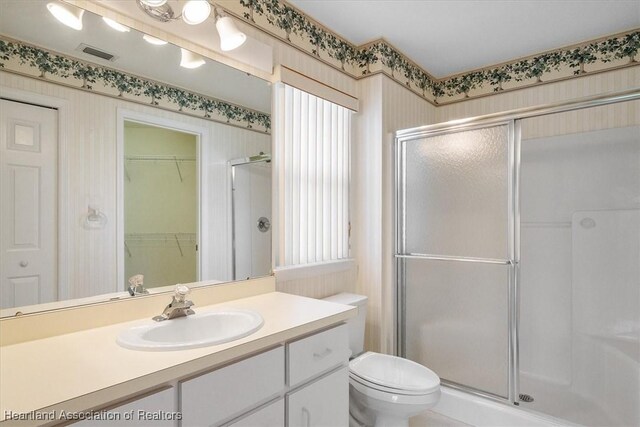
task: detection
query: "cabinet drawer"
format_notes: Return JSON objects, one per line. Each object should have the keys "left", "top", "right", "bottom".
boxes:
{"left": 225, "top": 399, "right": 284, "bottom": 427}
{"left": 287, "top": 367, "right": 349, "bottom": 427}
{"left": 181, "top": 346, "right": 284, "bottom": 426}
{"left": 287, "top": 324, "right": 350, "bottom": 388}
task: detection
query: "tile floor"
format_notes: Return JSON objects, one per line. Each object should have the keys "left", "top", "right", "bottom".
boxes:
{"left": 410, "top": 411, "right": 472, "bottom": 427}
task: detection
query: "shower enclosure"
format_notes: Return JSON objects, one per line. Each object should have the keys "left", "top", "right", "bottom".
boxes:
{"left": 395, "top": 92, "right": 639, "bottom": 426}
{"left": 230, "top": 153, "right": 272, "bottom": 280}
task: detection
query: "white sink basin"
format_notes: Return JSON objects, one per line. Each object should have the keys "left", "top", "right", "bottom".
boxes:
{"left": 117, "top": 308, "right": 264, "bottom": 351}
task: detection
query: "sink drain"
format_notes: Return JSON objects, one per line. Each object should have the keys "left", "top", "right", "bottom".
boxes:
{"left": 519, "top": 393, "right": 535, "bottom": 403}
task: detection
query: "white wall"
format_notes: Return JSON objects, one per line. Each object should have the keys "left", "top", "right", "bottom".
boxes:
{"left": 352, "top": 74, "right": 437, "bottom": 353}
{"left": 0, "top": 71, "right": 270, "bottom": 299}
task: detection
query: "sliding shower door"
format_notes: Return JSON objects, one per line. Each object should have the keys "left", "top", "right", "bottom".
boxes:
{"left": 397, "top": 123, "right": 516, "bottom": 400}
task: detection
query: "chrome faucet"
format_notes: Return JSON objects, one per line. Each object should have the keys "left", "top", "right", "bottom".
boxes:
{"left": 153, "top": 285, "right": 195, "bottom": 321}
{"left": 128, "top": 274, "right": 149, "bottom": 296}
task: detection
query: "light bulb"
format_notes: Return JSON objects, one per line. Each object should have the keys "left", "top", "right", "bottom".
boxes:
{"left": 216, "top": 16, "right": 246, "bottom": 51}
{"left": 102, "top": 17, "right": 130, "bottom": 33}
{"left": 47, "top": 2, "right": 84, "bottom": 31}
{"left": 139, "top": 0, "right": 168, "bottom": 6}
{"left": 143, "top": 34, "right": 168, "bottom": 45}
{"left": 180, "top": 48, "right": 205, "bottom": 69}
{"left": 182, "top": 0, "right": 211, "bottom": 25}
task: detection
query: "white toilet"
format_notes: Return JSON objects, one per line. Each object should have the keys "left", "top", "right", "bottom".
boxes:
{"left": 323, "top": 293, "right": 441, "bottom": 427}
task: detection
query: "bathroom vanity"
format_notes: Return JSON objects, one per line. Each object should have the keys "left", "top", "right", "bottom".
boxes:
{"left": 0, "top": 286, "right": 356, "bottom": 426}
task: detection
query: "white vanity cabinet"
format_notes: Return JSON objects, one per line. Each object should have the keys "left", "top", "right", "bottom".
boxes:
{"left": 72, "top": 324, "right": 350, "bottom": 427}
{"left": 180, "top": 323, "right": 350, "bottom": 427}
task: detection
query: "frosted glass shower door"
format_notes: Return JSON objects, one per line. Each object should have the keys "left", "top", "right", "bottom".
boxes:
{"left": 398, "top": 123, "right": 514, "bottom": 399}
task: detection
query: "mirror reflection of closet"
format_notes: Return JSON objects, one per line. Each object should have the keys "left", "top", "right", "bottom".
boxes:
{"left": 124, "top": 121, "right": 198, "bottom": 288}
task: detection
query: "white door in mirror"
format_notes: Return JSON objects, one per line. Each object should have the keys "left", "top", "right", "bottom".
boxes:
{"left": 116, "top": 308, "right": 264, "bottom": 351}
{"left": 0, "top": 99, "right": 57, "bottom": 309}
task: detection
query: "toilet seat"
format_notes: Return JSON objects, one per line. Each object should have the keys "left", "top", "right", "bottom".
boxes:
{"left": 349, "top": 374, "right": 441, "bottom": 406}
{"left": 349, "top": 352, "right": 440, "bottom": 395}
{"left": 349, "top": 372, "right": 432, "bottom": 396}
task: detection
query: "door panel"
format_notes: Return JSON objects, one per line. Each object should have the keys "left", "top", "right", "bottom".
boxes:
{"left": 398, "top": 122, "right": 513, "bottom": 400}
{"left": 287, "top": 367, "right": 349, "bottom": 427}
{"left": 404, "top": 258, "right": 510, "bottom": 397}
{"left": 404, "top": 125, "right": 510, "bottom": 260}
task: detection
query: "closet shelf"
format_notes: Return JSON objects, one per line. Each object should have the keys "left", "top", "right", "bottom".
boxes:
{"left": 124, "top": 233, "right": 196, "bottom": 257}
{"left": 124, "top": 155, "right": 195, "bottom": 182}
{"left": 125, "top": 155, "right": 196, "bottom": 162}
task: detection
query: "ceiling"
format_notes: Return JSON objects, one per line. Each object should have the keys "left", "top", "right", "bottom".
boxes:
{"left": 288, "top": 0, "right": 640, "bottom": 78}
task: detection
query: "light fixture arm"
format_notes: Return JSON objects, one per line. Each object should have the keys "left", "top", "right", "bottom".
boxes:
{"left": 136, "top": 0, "right": 180, "bottom": 22}
{"left": 136, "top": 0, "right": 229, "bottom": 24}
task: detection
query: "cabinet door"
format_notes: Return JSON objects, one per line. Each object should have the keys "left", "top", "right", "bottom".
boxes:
{"left": 181, "top": 346, "right": 285, "bottom": 426}
{"left": 226, "top": 399, "right": 284, "bottom": 427}
{"left": 287, "top": 367, "right": 348, "bottom": 427}
{"left": 73, "top": 387, "right": 176, "bottom": 426}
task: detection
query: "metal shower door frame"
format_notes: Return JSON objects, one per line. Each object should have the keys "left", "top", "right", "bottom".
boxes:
{"left": 393, "top": 88, "right": 640, "bottom": 406}
{"left": 395, "top": 119, "right": 518, "bottom": 403}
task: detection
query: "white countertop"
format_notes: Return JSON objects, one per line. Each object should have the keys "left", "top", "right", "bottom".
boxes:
{"left": 0, "top": 292, "right": 356, "bottom": 424}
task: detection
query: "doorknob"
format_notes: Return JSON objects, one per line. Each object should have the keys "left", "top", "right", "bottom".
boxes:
{"left": 19, "top": 260, "right": 28, "bottom": 267}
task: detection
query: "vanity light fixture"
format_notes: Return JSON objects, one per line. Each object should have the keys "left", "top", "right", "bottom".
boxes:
{"left": 143, "top": 34, "right": 168, "bottom": 45}
{"left": 102, "top": 17, "right": 130, "bottom": 33}
{"left": 180, "top": 48, "right": 206, "bottom": 69}
{"left": 46, "top": 2, "right": 84, "bottom": 31}
{"left": 215, "top": 10, "right": 246, "bottom": 51}
{"left": 135, "top": 0, "right": 246, "bottom": 51}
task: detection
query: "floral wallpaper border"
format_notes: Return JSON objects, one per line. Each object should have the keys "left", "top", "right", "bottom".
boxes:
{"left": 0, "top": 37, "right": 271, "bottom": 133}
{"left": 230, "top": 0, "right": 639, "bottom": 105}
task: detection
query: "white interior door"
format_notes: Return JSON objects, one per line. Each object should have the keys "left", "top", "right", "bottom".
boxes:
{"left": 0, "top": 99, "right": 57, "bottom": 309}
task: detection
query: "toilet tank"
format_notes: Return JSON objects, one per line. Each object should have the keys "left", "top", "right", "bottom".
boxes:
{"left": 322, "top": 293, "right": 368, "bottom": 357}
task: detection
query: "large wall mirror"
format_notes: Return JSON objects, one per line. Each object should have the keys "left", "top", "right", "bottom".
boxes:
{"left": 0, "top": 0, "right": 272, "bottom": 316}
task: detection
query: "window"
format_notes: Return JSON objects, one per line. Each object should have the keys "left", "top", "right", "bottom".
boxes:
{"left": 274, "top": 84, "right": 351, "bottom": 266}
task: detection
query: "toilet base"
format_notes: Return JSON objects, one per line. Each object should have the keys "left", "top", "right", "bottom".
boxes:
{"left": 349, "top": 383, "right": 440, "bottom": 427}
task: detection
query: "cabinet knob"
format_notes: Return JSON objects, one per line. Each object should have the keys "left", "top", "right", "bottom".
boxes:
{"left": 19, "top": 260, "right": 28, "bottom": 268}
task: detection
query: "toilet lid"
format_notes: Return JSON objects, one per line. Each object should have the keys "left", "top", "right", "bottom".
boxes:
{"left": 349, "top": 352, "right": 440, "bottom": 394}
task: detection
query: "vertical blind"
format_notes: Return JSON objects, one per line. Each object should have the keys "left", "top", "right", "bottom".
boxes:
{"left": 275, "top": 84, "right": 351, "bottom": 267}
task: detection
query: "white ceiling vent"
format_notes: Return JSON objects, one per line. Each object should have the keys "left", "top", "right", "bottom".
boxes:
{"left": 76, "top": 43, "right": 118, "bottom": 62}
